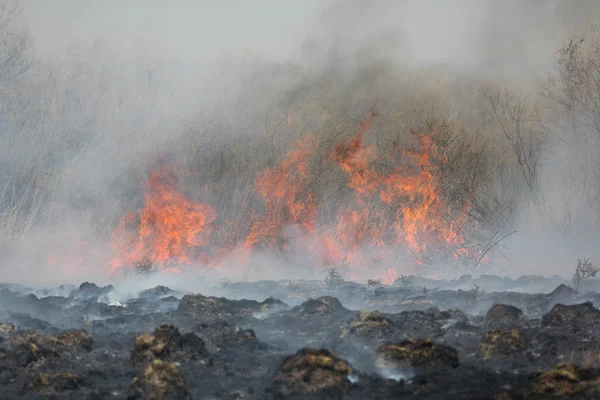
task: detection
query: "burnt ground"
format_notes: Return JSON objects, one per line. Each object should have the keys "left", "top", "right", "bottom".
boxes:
{"left": 3, "top": 274, "right": 600, "bottom": 399}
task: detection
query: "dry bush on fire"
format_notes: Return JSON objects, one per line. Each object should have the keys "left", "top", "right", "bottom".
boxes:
{"left": 3, "top": 1, "right": 597, "bottom": 278}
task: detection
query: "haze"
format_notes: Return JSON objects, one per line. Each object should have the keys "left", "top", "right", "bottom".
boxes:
{"left": 1, "top": 0, "right": 599, "bottom": 286}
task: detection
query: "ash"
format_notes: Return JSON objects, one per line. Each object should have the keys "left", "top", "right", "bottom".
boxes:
{"left": 2, "top": 274, "right": 600, "bottom": 399}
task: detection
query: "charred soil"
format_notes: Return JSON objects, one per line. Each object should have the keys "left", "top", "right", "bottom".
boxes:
{"left": 2, "top": 275, "right": 600, "bottom": 399}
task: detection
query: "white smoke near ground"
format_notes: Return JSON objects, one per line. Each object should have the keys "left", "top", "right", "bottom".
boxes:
{"left": 0, "top": 0, "right": 599, "bottom": 288}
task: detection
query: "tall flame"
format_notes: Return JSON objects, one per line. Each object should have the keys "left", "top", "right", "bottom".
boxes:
{"left": 104, "top": 112, "right": 475, "bottom": 281}
{"left": 107, "top": 164, "right": 215, "bottom": 276}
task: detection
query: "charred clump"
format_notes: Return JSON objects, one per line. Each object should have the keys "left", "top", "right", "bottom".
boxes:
{"left": 8, "top": 330, "right": 92, "bottom": 368}
{"left": 339, "top": 310, "right": 395, "bottom": 341}
{"left": 541, "top": 302, "right": 600, "bottom": 328}
{"left": 297, "top": 296, "right": 347, "bottom": 316}
{"left": 177, "top": 294, "right": 286, "bottom": 321}
{"left": 139, "top": 285, "right": 175, "bottom": 299}
{"left": 131, "top": 325, "right": 208, "bottom": 364}
{"left": 478, "top": 329, "right": 528, "bottom": 360}
{"left": 485, "top": 304, "right": 524, "bottom": 323}
{"left": 527, "top": 363, "right": 600, "bottom": 398}
{"left": 52, "top": 330, "right": 94, "bottom": 352}
{"left": 546, "top": 284, "right": 580, "bottom": 304}
{"left": 72, "top": 282, "right": 114, "bottom": 300}
{"left": 23, "top": 372, "right": 82, "bottom": 394}
{"left": 128, "top": 359, "right": 192, "bottom": 400}
{"left": 193, "top": 321, "right": 264, "bottom": 352}
{"left": 270, "top": 348, "right": 353, "bottom": 396}
{"left": 0, "top": 322, "right": 15, "bottom": 336}
{"left": 376, "top": 338, "right": 459, "bottom": 371}
{"left": 10, "top": 334, "right": 59, "bottom": 368}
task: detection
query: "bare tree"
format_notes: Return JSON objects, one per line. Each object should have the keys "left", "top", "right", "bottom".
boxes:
{"left": 541, "top": 32, "right": 600, "bottom": 236}
{"left": 572, "top": 258, "right": 599, "bottom": 289}
{"left": 0, "top": 0, "right": 32, "bottom": 83}
{"left": 482, "top": 83, "right": 546, "bottom": 207}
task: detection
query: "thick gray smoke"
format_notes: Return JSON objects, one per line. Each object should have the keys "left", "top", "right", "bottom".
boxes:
{"left": 1, "top": 0, "right": 599, "bottom": 287}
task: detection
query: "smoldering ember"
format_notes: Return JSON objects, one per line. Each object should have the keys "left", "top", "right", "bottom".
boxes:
{"left": 3, "top": 0, "right": 600, "bottom": 399}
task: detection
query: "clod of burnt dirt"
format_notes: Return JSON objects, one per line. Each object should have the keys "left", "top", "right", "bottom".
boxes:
{"left": 8, "top": 330, "right": 92, "bottom": 368}
{"left": 177, "top": 294, "right": 286, "bottom": 321}
{"left": 478, "top": 329, "right": 527, "bottom": 360}
{"left": 297, "top": 296, "right": 346, "bottom": 316}
{"left": 194, "top": 321, "right": 263, "bottom": 352}
{"left": 139, "top": 285, "right": 174, "bottom": 298}
{"left": 527, "top": 363, "right": 600, "bottom": 398}
{"left": 53, "top": 329, "right": 94, "bottom": 351}
{"left": 73, "top": 282, "right": 114, "bottom": 301}
{"left": 269, "top": 348, "right": 353, "bottom": 396}
{"left": 5, "top": 275, "right": 600, "bottom": 398}
{"left": 486, "top": 304, "right": 524, "bottom": 323}
{"left": 546, "top": 284, "right": 580, "bottom": 304}
{"left": 375, "top": 338, "right": 459, "bottom": 371}
{"left": 0, "top": 322, "right": 15, "bottom": 335}
{"left": 339, "top": 311, "right": 394, "bottom": 340}
{"left": 132, "top": 324, "right": 208, "bottom": 364}
{"left": 541, "top": 302, "right": 600, "bottom": 328}
{"left": 23, "top": 372, "right": 82, "bottom": 394}
{"left": 128, "top": 359, "right": 192, "bottom": 400}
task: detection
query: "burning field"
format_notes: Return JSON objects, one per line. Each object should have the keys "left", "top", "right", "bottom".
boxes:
{"left": 98, "top": 111, "right": 482, "bottom": 283}
{"left": 4, "top": 0, "right": 600, "bottom": 398}
{"left": 3, "top": 110, "right": 600, "bottom": 399}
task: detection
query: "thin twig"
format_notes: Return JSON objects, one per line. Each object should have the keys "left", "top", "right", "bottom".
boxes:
{"left": 472, "top": 230, "right": 517, "bottom": 271}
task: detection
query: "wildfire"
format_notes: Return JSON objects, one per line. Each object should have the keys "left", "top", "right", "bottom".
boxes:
{"left": 244, "top": 135, "right": 318, "bottom": 251}
{"left": 105, "top": 111, "right": 476, "bottom": 281}
{"left": 107, "top": 164, "right": 215, "bottom": 276}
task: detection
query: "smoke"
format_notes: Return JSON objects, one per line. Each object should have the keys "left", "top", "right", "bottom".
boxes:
{"left": 1, "top": 0, "right": 600, "bottom": 287}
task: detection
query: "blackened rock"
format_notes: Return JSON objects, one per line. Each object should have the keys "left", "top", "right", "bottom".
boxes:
{"left": 128, "top": 360, "right": 192, "bottom": 400}
{"left": 131, "top": 325, "right": 208, "bottom": 364}
{"left": 485, "top": 304, "right": 524, "bottom": 322}
{"left": 376, "top": 338, "right": 459, "bottom": 371}
{"left": 270, "top": 348, "right": 353, "bottom": 396}
{"left": 541, "top": 302, "right": 600, "bottom": 327}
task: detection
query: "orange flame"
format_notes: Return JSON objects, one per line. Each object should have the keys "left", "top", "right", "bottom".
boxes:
{"left": 244, "top": 135, "right": 317, "bottom": 250}
{"left": 107, "top": 164, "right": 215, "bottom": 276}
{"left": 104, "top": 112, "right": 476, "bottom": 281}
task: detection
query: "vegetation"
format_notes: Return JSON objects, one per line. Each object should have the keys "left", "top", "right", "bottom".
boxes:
{"left": 572, "top": 258, "right": 599, "bottom": 289}
{"left": 325, "top": 268, "right": 345, "bottom": 288}
{"left": 0, "top": 1, "right": 599, "bottom": 278}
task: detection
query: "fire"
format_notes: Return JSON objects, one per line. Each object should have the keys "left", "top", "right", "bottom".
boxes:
{"left": 244, "top": 135, "right": 317, "bottom": 251}
{"left": 107, "top": 164, "right": 215, "bottom": 276}
{"left": 105, "top": 111, "right": 476, "bottom": 281}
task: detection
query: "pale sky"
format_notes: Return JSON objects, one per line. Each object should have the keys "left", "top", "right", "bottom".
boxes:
{"left": 22, "top": 1, "right": 328, "bottom": 62}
